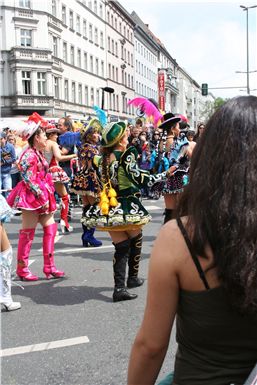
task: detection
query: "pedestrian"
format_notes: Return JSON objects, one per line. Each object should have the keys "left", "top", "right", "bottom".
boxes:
{"left": 70, "top": 118, "right": 103, "bottom": 247}
{"left": 7, "top": 133, "right": 24, "bottom": 188}
{"left": 82, "top": 122, "right": 167, "bottom": 302}
{"left": 7, "top": 113, "right": 65, "bottom": 281}
{"left": 44, "top": 126, "right": 77, "bottom": 233}
{"left": 0, "top": 131, "right": 16, "bottom": 198}
{"left": 0, "top": 195, "right": 21, "bottom": 311}
{"left": 127, "top": 95, "right": 257, "bottom": 385}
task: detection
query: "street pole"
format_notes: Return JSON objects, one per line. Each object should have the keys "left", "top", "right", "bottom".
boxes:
{"left": 240, "top": 4, "right": 257, "bottom": 95}
{"left": 246, "top": 7, "right": 250, "bottom": 94}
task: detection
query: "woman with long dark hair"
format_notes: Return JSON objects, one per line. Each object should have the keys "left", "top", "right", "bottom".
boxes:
{"left": 127, "top": 96, "right": 257, "bottom": 385}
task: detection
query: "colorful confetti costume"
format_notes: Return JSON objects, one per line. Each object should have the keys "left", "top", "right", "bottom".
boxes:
{"left": 7, "top": 148, "right": 56, "bottom": 215}
{"left": 82, "top": 146, "right": 166, "bottom": 231}
{"left": 70, "top": 143, "right": 101, "bottom": 197}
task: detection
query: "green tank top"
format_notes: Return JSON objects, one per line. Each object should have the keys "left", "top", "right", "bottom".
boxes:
{"left": 173, "top": 218, "right": 257, "bottom": 385}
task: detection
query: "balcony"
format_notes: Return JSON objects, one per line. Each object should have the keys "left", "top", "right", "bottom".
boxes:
{"left": 48, "top": 15, "right": 63, "bottom": 33}
{"left": 11, "top": 95, "right": 54, "bottom": 111}
{"left": 9, "top": 47, "right": 53, "bottom": 65}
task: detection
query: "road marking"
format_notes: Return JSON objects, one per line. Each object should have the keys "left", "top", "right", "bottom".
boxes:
{"left": 55, "top": 245, "right": 114, "bottom": 253}
{"left": 28, "top": 259, "right": 35, "bottom": 266}
{"left": 0, "top": 336, "right": 90, "bottom": 358}
{"left": 144, "top": 205, "right": 161, "bottom": 210}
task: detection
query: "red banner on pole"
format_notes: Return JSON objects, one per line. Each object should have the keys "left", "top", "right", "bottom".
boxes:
{"left": 158, "top": 71, "right": 165, "bottom": 111}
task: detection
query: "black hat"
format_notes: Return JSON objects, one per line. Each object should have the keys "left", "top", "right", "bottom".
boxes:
{"left": 158, "top": 113, "right": 181, "bottom": 130}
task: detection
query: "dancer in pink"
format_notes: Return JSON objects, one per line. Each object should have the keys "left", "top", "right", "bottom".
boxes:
{"left": 7, "top": 113, "right": 65, "bottom": 281}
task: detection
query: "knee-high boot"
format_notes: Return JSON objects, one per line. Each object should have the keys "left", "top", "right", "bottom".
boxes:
{"left": 0, "top": 247, "right": 21, "bottom": 311}
{"left": 163, "top": 208, "right": 175, "bottom": 224}
{"left": 43, "top": 223, "right": 65, "bottom": 279}
{"left": 127, "top": 232, "right": 144, "bottom": 288}
{"left": 60, "top": 194, "right": 73, "bottom": 233}
{"left": 16, "top": 228, "right": 38, "bottom": 281}
{"left": 112, "top": 239, "right": 137, "bottom": 302}
{"left": 81, "top": 205, "right": 102, "bottom": 247}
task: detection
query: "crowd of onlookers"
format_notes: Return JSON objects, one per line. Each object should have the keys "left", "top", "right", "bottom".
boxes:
{"left": 0, "top": 115, "right": 205, "bottom": 205}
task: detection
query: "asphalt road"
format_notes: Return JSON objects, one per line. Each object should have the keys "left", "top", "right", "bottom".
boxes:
{"left": 2, "top": 198, "right": 177, "bottom": 385}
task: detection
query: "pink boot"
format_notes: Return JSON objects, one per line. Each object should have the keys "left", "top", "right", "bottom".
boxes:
{"left": 43, "top": 223, "right": 65, "bottom": 279}
{"left": 60, "top": 194, "right": 73, "bottom": 233}
{"left": 16, "top": 228, "right": 38, "bottom": 281}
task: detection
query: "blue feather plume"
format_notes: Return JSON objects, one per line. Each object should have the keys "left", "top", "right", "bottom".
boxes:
{"left": 59, "top": 131, "right": 81, "bottom": 148}
{"left": 93, "top": 105, "right": 107, "bottom": 127}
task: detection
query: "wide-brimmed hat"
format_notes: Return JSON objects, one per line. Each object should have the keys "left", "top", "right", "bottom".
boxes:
{"left": 10, "top": 112, "right": 49, "bottom": 140}
{"left": 80, "top": 118, "right": 102, "bottom": 139}
{"left": 158, "top": 113, "right": 181, "bottom": 130}
{"left": 101, "top": 121, "right": 126, "bottom": 148}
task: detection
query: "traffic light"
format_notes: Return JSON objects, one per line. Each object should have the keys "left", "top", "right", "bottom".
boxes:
{"left": 201, "top": 83, "right": 208, "bottom": 96}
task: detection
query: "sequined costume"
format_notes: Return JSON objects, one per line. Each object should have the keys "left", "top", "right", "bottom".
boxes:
{"left": 82, "top": 146, "right": 166, "bottom": 231}
{"left": 7, "top": 148, "right": 56, "bottom": 215}
{"left": 70, "top": 143, "right": 102, "bottom": 198}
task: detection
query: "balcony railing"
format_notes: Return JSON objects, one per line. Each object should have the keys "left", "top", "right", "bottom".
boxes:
{"left": 11, "top": 95, "right": 54, "bottom": 110}
{"left": 10, "top": 47, "right": 53, "bottom": 63}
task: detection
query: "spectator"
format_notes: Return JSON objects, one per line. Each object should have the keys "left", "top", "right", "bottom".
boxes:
{"left": 0, "top": 132, "right": 16, "bottom": 197}
{"left": 127, "top": 96, "right": 257, "bottom": 385}
{"left": 7, "top": 134, "right": 24, "bottom": 188}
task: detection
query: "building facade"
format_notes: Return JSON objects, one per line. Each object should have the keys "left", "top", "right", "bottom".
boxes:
{"left": 1, "top": 0, "right": 206, "bottom": 128}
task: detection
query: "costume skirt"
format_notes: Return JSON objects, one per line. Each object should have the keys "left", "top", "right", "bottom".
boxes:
{"left": 7, "top": 174, "right": 56, "bottom": 215}
{"left": 70, "top": 169, "right": 101, "bottom": 198}
{"left": 49, "top": 165, "right": 69, "bottom": 184}
{"left": 81, "top": 194, "right": 151, "bottom": 231}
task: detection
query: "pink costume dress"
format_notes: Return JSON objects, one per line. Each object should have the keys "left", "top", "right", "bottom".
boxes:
{"left": 44, "top": 147, "right": 69, "bottom": 184}
{"left": 7, "top": 147, "right": 56, "bottom": 215}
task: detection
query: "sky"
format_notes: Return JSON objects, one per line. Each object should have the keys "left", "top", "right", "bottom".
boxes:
{"left": 119, "top": 0, "right": 257, "bottom": 99}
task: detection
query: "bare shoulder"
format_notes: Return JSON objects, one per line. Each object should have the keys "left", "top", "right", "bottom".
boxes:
{"left": 152, "top": 217, "right": 190, "bottom": 272}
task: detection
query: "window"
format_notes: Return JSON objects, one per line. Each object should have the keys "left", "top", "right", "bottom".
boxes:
{"left": 111, "top": 15, "right": 113, "bottom": 26}
{"left": 100, "top": 31, "right": 104, "bottom": 48}
{"left": 62, "top": 5, "right": 66, "bottom": 24}
{"left": 19, "top": 0, "right": 30, "bottom": 7}
{"left": 113, "top": 94, "right": 115, "bottom": 110}
{"left": 52, "top": 36, "right": 58, "bottom": 56}
{"left": 63, "top": 42, "right": 67, "bottom": 61}
{"left": 115, "top": 42, "right": 118, "bottom": 56}
{"left": 22, "top": 71, "right": 31, "bottom": 94}
{"left": 99, "top": 3, "right": 103, "bottom": 18}
{"left": 116, "top": 95, "right": 119, "bottom": 111}
{"left": 119, "top": 22, "right": 122, "bottom": 33}
{"left": 71, "top": 82, "right": 76, "bottom": 103}
{"left": 88, "top": 1, "right": 92, "bottom": 9}
{"left": 52, "top": 0, "right": 57, "bottom": 17}
{"left": 37, "top": 72, "right": 46, "bottom": 95}
{"left": 83, "top": 19, "right": 87, "bottom": 38}
{"left": 95, "top": 58, "right": 99, "bottom": 75}
{"left": 108, "top": 37, "right": 110, "bottom": 51}
{"left": 111, "top": 39, "right": 114, "bottom": 54}
{"left": 94, "top": 28, "right": 98, "bottom": 45}
{"left": 76, "top": 15, "right": 80, "bottom": 33}
{"left": 54, "top": 76, "right": 59, "bottom": 98}
{"left": 114, "top": 18, "right": 117, "bottom": 29}
{"left": 101, "top": 60, "right": 104, "bottom": 77}
{"left": 89, "top": 24, "right": 93, "bottom": 41}
{"left": 128, "top": 74, "right": 130, "bottom": 88}
{"left": 84, "top": 52, "right": 88, "bottom": 70}
{"left": 94, "top": 0, "right": 97, "bottom": 13}
{"left": 77, "top": 49, "right": 81, "bottom": 67}
{"left": 90, "top": 55, "right": 93, "bottom": 72}
{"left": 90, "top": 87, "right": 94, "bottom": 106}
{"left": 78, "top": 84, "right": 82, "bottom": 104}
{"left": 20, "top": 29, "right": 32, "bottom": 47}
{"left": 69, "top": 10, "right": 74, "bottom": 29}
{"left": 116, "top": 67, "right": 118, "bottom": 82}
{"left": 107, "top": 11, "right": 110, "bottom": 24}
{"left": 64, "top": 79, "right": 69, "bottom": 101}
{"left": 96, "top": 89, "right": 100, "bottom": 106}
{"left": 70, "top": 45, "right": 74, "bottom": 65}
{"left": 108, "top": 63, "right": 111, "bottom": 78}
{"left": 85, "top": 86, "right": 88, "bottom": 105}
{"left": 112, "top": 65, "right": 114, "bottom": 80}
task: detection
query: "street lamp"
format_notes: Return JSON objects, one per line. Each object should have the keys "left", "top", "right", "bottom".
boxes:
{"left": 239, "top": 4, "right": 257, "bottom": 95}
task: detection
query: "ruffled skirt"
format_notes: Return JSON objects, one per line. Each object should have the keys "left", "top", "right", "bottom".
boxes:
{"left": 81, "top": 195, "right": 151, "bottom": 231}
{"left": 7, "top": 175, "right": 56, "bottom": 215}
{"left": 70, "top": 169, "right": 102, "bottom": 198}
{"left": 49, "top": 165, "right": 69, "bottom": 184}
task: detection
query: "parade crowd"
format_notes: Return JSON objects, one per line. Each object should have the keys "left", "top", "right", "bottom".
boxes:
{"left": 1, "top": 95, "right": 257, "bottom": 385}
